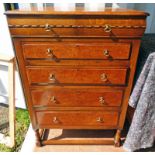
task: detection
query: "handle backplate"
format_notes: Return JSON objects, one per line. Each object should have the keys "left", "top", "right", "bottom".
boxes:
{"left": 101, "top": 73, "right": 108, "bottom": 82}
{"left": 103, "top": 50, "right": 110, "bottom": 57}
{"left": 99, "top": 97, "right": 105, "bottom": 105}
{"left": 96, "top": 117, "right": 104, "bottom": 123}
{"left": 45, "top": 24, "right": 51, "bottom": 32}
{"left": 104, "top": 24, "right": 112, "bottom": 33}
{"left": 49, "top": 74, "right": 56, "bottom": 82}
{"left": 50, "top": 96, "right": 57, "bottom": 104}
{"left": 53, "top": 117, "right": 59, "bottom": 124}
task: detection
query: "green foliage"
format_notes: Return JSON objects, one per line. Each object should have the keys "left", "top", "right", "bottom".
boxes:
{"left": 0, "top": 109, "right": 30, "bottom": 152}
{"left": 0, "top": 144, "right": 13, "bottom": 152}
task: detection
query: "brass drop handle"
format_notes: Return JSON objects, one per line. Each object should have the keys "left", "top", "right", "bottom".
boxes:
{"left": 103, "top": 50, "right": 109, "bottom": 57}
{"left": 104, "top": 24, "right": 112, "bottom": 33}
{"left": 47, "top": 48, "right": 54, "bottom": 57}
{"left": 50, "top": 96, "right": 57, "bottom": 104}
{"left": 96, "top": 117, "right": 104, "bottom": 123}
{"left": 53, "top": 117, "right": 59, "bottom": 124}
{"left": 49, "top": 74, "right": 56, "bottom": 82}
{"left": 45, "top": 23, "right": 51, "bottom": 31}
{"left": 101, "top": 73, "right": 108, "bottom": 82}
{"left": 99, "top": 97, "right": 105, "bottom": 105}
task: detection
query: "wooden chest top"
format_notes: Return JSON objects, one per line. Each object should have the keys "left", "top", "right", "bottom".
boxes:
{"left": 5, "top": 6, "right": 149, "bottom": 16}
{"left": 5, "top": 7, "right": 149, "bottom": 38}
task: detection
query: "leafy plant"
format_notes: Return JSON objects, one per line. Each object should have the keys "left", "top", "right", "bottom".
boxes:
{"left": 0, "top": 109, "right": 30, "bottom": 152}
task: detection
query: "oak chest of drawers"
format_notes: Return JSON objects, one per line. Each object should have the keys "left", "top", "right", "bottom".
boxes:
{"left": 5, "top": 7, "right": 148, "bottom": 146}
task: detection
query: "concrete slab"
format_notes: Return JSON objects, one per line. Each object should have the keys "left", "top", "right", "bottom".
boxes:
{"left": 21, "top": 124, "right": 126, "bottom": 152}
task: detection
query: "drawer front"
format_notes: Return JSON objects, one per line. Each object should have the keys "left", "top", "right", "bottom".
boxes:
{"left": 27, "top": 67, "right": 128, "bottom": 85}
{"left": 31, "top": 87, "right": 123, "bottom": 107}
{"left": 7, "top": 16, "right": 146, "bottom": 28}
{"left": 23, "top": 42, "right": 131, "bottom": 60}
{"left": 7, "top": 14, "right": 146, "bottom": 38}
{"left": 9, "top": 27, "right": 145, "bottom": 37}
{"left": 36, "top": 111, "right": 119, "bottom": 128}
{"left": 8, "top": 17, "right": 146, "bottom": 37}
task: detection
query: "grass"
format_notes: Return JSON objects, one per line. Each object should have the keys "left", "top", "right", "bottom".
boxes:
{"left": 0, "top": 109, "right": 30, "bottom": 152}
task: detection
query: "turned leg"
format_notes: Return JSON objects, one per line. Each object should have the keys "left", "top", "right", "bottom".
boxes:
{"left": 35, "top": 129, "right": 42, "bottom": 147}
{"left": 114, "top": 129, "right": 121, "bottom": 147}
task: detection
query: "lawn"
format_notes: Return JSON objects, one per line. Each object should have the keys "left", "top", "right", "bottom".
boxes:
{"left": 0, "top": 109, "right": 30, "bottom": 152}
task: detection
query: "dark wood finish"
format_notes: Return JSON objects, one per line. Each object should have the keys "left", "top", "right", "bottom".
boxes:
{"left": 35, "top": 129, "right": 42, "bottom": 147}
{"left": 5, "top": 7, "right": 148, "bottom": 147}
{"left": 127, "top": 106, "right": 135, "bottom": 124}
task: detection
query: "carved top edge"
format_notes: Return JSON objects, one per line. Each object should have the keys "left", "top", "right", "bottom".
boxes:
{"left": 8, "top": 24, "right": 146, "bottom": 29}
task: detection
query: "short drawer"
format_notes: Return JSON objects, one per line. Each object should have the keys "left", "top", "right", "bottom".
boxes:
{"left": 36, "top": 111, "right": 119, "bottom": 129}
{"left": 27, "top": 67, "right": 128, "bottom": 86}
{"left": 22, "top": 42, "right": 131, "bottom": 60}
{"left": 31, "top": 87, "right": 124, "bottom": 107}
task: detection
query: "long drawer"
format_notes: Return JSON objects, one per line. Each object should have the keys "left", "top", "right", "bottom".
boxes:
{"left": 7, "top": 14, "right": 146, "bottom": 37}
{"left": 27, "top": 67, "right": 128, "bottom": 85}
{"left": 36, "top": 111, "right": 119, "bottom": 129}
{"left": 31, "top": 87, "right": 124, "bottom": 107}
{"left": 22, "top": 42, "right": 131, "bottom": 60}
{"left": 9, "top": 27, "right": 146, "bottom": 37}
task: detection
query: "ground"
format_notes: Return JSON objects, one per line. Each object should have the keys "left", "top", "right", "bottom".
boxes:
{"left": 0, "top": 107, "right": 30, "bottom": 152}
